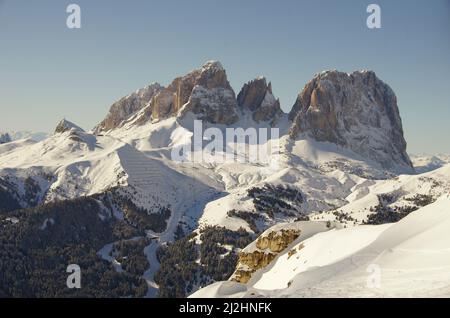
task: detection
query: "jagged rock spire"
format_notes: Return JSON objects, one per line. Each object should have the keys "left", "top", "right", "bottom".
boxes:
{"left": 237, "top": 77, "right": 283, "bottom": 124}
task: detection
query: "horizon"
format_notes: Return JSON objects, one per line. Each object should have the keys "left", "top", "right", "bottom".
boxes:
{"left": 1, "top": 0, "right": 449, "bottom": 154}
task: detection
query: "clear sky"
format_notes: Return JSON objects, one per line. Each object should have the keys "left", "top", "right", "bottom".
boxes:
{"left": 0, "top": 0, "right": 449, "bottom": 154}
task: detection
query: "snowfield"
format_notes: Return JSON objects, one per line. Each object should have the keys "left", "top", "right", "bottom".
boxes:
{"left": 191, "top": 196, "right": 450, "bottom": 298}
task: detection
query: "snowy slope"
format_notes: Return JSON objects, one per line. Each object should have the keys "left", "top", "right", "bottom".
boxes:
{"left": 0, "top": 138, "right": 37, "bottom": 155}
{"left": 250, "top": 224, "right": 390, "bottom": 291}
{"left": 309, "top": 163, "right": 450, "bottom": 224}
{"left": 196, "top": 134, "right": 426, "bottom": 233}
{"left": 0, "top": 123, "right": 222, "bottom": 229}
{"left": 191, "top": 195, "right": 450, "bottom": 298}
{"left": 31, "top": 110, "right": 436, "bottom": 235}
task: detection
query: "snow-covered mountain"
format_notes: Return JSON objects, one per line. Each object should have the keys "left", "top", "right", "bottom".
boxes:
{"left": 1, "top": 61, "right": 449, "bottom": 298}
{"left": 289, "top": 70, "right": 412, "bottom": 172}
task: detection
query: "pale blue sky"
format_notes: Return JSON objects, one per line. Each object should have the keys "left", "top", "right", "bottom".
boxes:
{"left": 0, "top": 0, "right": 449, "bottom": 154}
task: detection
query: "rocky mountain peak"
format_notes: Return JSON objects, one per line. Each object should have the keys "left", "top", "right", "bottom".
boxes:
{"left": 201, "top": 60, "right": 224, "bottom": 71}
{"left": 54, "top": 119, "right": 84, "bottom": 134}
{"left": 0, "top": 133, "right": 12, "bottom": 144}
{"left": 237, "top": 77, "right": 282, "bottom": 124}
{"left": 134, "top": 60, "right": 239, "bottom": 125}
{"left": 96, "top": 62, "right": 296, "bottom": 130}
{"left": 195, "top": 60, "right": 230, "bottom": 90}
{"left": 94, "top": 82, "right": 163, "bottom": 133}
{"left": 289, "top": 70, "right": 413, "bottom": 170}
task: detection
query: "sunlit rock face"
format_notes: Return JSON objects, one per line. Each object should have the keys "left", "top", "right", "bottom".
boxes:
{"left": 134, "top": 60, "right": 240, "bottom": 125}
{"left": 237, "top": 77, "right": 283, "bottom": 124}
{"left": 231, "top": 228, "right": 301, "bottom": 283}
{"left": 289, "top": 70, "right": 412, "bottom": 171}
{"left": 95, "top": 83, "right": 163, "bottom": 133}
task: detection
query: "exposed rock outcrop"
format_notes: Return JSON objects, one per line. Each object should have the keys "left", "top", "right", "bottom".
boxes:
{"left": 53, "top": 119, "right": 92, "bottom": 146}
{"left": 255, "top": 229, "right": 301, "bottom": 252}
{"left": 54, "top": 119, "right": 84, "bottom": 134}
{"left": 136, "top": 61, "right": 239, "bottom": 125}
{"left": 95, "top": 83, "right": 163, "bottom": 133}
{"left": 95, "top": 62, "right": 286, "bottom": 131}
{"left": 289, "top": 70, "right": 413, "bottom": 170}
{"left": 237, "top": 77, "right": 283, "bottom": 124}
{"left": 231, "top": 228, "right": 301, "bottom": 283}
{"left": 91, "top": 64, "right": 413, "bottom": 174}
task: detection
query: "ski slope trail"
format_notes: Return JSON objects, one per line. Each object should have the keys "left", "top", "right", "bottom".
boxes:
{"left": 112, "top": 140, "right": 225, "bottom": 296}
{"left": 117, "top": 143, "right": 168, "bottom": 190}
{"left": 116, "top": 142, "right": 222, "bottom": 241}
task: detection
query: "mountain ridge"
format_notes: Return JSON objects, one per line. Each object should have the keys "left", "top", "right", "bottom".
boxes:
{"left": 2, "top": 61, "right": 444, "bottom": 298}
{"left": 92, "top": 61, "right": 412, "bottom": 172}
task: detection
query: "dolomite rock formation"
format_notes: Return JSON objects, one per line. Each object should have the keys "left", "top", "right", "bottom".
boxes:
{"left": 136, "top": 60, "right": 240, "bottom": 125}
{"left": 94, "top": 61, "right": 290, "bottom": 131}
{"left": 237, "top": 77, "right": 283, "bottom": 124}
{"left": 92, "top": 64, "right": 412, "bottom": 175}
{"left": 231, "top": 228, "right": 301, "bottom": 283}
{"left": 255, "top": 228, "right": 301, "bottom": 252}
{"left": 289, "top": 70, "right": 413, "bottom": 171}
{"left": 95, "top": 83, "right": 163, "bottom": 133}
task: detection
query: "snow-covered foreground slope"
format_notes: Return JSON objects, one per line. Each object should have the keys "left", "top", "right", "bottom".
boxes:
{"left": 251, "top": 224, "right": 390, "bottom": 291}
{"left": 191, "top": 195, "right": 450, "bottom": 298}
